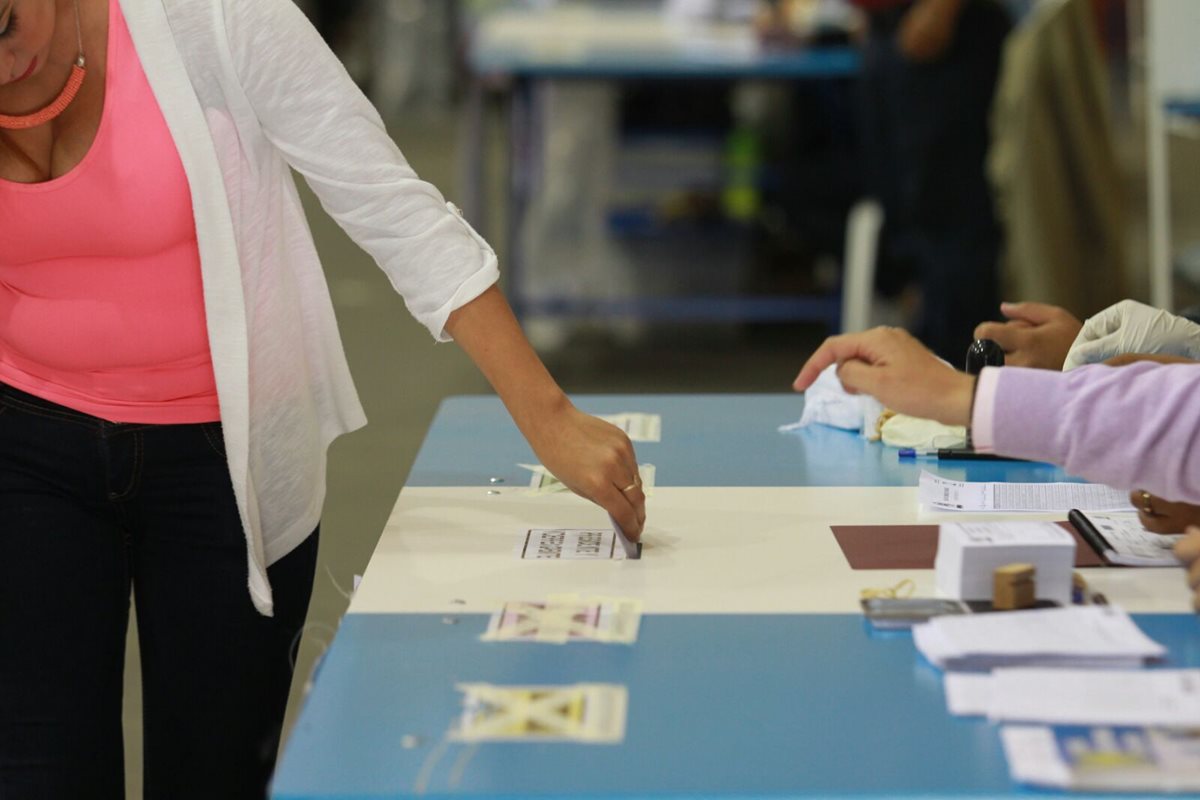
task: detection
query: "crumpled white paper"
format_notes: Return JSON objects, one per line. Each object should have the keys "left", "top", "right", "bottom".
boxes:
{"left": 782, "top": 364, "right": 966, "bottom": 449}
{"left": 780, "top": 364, "right": 886, "bottom": 440}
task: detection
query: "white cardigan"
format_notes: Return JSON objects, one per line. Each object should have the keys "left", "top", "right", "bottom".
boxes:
{"left": 120, "top": 0, "right": 499, "bottom": 615}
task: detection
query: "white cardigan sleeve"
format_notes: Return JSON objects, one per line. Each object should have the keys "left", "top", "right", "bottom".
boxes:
{"left": 215, "top": 0, "right": 498, "bottom": 341}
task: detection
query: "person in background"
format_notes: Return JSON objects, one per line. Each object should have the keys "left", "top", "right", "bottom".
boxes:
{"left": 854, "top": 0, "right": 1011, "bottom": 361}
{"left": 792, "top": 326, "right": 1200, "bottom": 610}
{"left": 0, "top": 1, "right": 644, "bottom": 797}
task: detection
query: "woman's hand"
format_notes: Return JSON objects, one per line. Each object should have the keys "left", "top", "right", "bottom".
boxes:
{"left": 1174, "top": 527, "right": 1200, "bottom": 612}
{"left": 973, "top": 302, "right": 1082, "bottom": 370}
{"left": 526, "top": 402, "right": 646, "bottom": 539}
{"left": 444, "top": 286, "right": 646, "bottom": 539}
{"left": 793, "top": 327, "right": 976, "bottom": 426}
{"left": 1130, "top": 490, "right": 1200, "bottom": 534}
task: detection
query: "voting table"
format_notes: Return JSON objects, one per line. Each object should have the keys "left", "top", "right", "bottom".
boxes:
{"left": 272, "top": 395, "right": 1200, "bottom": 799}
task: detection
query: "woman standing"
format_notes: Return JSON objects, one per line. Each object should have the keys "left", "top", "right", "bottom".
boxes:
{"left": 0, "top": 1, "right": 647, "bottom": 797}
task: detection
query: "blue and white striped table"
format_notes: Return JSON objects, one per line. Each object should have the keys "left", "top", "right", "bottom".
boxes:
{"left": 272, "top": 395, "right": 1197, "bottom": 800}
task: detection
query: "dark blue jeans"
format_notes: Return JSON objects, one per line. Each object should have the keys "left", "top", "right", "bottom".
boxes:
{"left": 0, "top": 383, "right": 318, "bottom": 800}
{"left": 860, "top": 0, "right": 1012, "bottom": 363}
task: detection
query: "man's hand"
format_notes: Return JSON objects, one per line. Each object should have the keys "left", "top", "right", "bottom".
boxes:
{"left": 899, "top": 0, "right": 964, "bottom": 62}
{"left": 793, "top": 327, "right": 976, "bottom": 426}
{"left": 973, "top": 302, "right": 1082, "bottom": 370}
{"left": 1130, "top": 490, "right": 1200, "bottom": 534}
{"left": 1174, "top": 527, "right": 1200, "bottom": 612}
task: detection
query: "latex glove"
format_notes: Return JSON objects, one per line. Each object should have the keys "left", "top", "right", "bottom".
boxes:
{"left": 1064, "top": 300, "right": 1200, "bottom": 370}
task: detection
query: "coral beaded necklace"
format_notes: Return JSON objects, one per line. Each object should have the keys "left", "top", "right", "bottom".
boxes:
{"left": 0, "top": 0, "right": 86, "bottom": 130}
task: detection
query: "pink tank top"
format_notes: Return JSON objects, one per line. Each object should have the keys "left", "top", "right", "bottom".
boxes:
{"left": 0, "top": 0, "right": 219, "bottom": 424}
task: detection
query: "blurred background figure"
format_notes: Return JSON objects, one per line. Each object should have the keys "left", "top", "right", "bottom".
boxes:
{"left": 854, "top": 0, "right": 1012, "bottom": 362}
{"left": 296, "top": 0, "right": 458, "bottom": 117}
{"left": 989, "top": 0, "right": 1129, "bottom": 319}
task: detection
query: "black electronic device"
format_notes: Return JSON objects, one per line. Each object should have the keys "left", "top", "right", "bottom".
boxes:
{"left": 965, "top": 338, "right": 1005, "bottom": 375}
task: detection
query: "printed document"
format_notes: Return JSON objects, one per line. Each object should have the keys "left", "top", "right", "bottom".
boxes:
{"left": 1002, "top": 725, "right": 1200, "bottom": 792}
{"left": 919, "top": 471, "right": 1133, "bottom": 512}
{"left": 913, "top": 605, "right": 1166, "bottom": 671}
{"left": 945, "top": 669, "right": 1200, "bottom": 727}
{"left": 1077, "top": 512, "right": 1183, "bottom": 566}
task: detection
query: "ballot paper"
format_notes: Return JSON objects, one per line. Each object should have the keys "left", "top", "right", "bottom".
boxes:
{"left": 1001, "top": 725, "right": 1200, "bottom": 793}
{"left": 452, "top": 683, "right": 628, "bottom": 743}
{"left": 913, "top": 605, "right": 1166, "bottom": 671}
{"left": 521, "top": 463, "right": 656, "bottom": 496}
{"left": 518, "top": 528, "right": 636, "bottom": 560}
{"left": 481, "top": 595, "right": 643, "bottom": 644}
{"left": 919, "top": 471, "right": 1133, "bottom": 513}
{"left": 1075, "top": 512, "right": 1184, "bottom": 567}
{"left": 596, "top": 413, "right": 661, "bottom": 442}
{"left": 943, "top": 672, "right": 994, "bottom": 716}
{"left": 945, "top": 669, "right": 1200, "bottom": 728}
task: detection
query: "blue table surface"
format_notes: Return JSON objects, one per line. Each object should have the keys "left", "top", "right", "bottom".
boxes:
{"left": 273, "top": 613, "right": 1200, "bottom": 800}
{"left": 406, "top": 395, "right": 1081, "bottom": 488}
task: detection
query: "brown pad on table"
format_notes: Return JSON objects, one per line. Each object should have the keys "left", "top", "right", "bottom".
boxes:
{"left": 830, "top": 522, "right": 1106, "bottom": 570}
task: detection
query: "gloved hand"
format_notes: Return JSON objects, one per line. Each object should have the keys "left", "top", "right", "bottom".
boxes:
{"left": 1063, "top": 299, "right": 1200, "bottom": 370}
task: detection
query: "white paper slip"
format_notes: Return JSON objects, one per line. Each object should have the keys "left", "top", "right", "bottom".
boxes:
{"left": 520, "top": 463, "right": 656, "bottom": 496}
{"left": 913, "top": 605, "right": 1167, "bottom": 671}
{"left": 986, "top": 669, "right": 1200, "bottom": 727}
{"left": 518, "top": 528, "right": 636, "bottom": 561}
{"left": 452, "top": 683, "right": 628, "bottom": 743}
{"left": 935, "top": 521, "right": 1075, "bottom": 604}
{"left": 919, "top": 470, "right": 1133, "bottom": 512}
{"left": 596, "top": 412, "right": 661, "bottom": 442}
{"left": 481, "top": 596, "right": 643, "bottom": 645}
{"left": 1075, "top": 512, "right": 1183, "bottom": 567}
{"left": 944, "top": 673, "right": 994, "bottom": 716}
{"left": 1001, "top": 725, "right": 1200, "bottom": 793}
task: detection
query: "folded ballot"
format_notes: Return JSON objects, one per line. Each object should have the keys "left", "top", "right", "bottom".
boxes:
{"left": 913, "top": 605, "right": 1166, "bottom": 672}
{"left": 935, "top": 521, "right": 1075, "bottom": 604}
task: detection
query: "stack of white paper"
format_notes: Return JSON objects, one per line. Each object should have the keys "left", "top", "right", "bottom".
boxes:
{"left": 913, "top": 606, "right": 1167, "bottom": 671}
{"left": 945, "top": 669, "right": 1200, "bottom": 727}
{"left": 934, "top": 521, "right": 1075, "bottom": 603}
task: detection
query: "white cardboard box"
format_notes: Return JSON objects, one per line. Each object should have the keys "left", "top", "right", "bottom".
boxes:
{"left": 935, "top": 522, "right": 1076, "bottom": 604}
